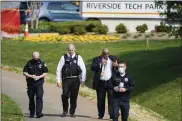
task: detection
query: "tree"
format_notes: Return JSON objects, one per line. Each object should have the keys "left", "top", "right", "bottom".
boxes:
{"left": 157, "top": 1, "right": 182, "bottom": 24}
{"left": 157, "top": 1, "right": 182, "bottom": 38}
{"left": 26, "top": 1, "right": 42, "bottom": 29}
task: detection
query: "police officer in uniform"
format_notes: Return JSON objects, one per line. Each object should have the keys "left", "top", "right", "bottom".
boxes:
{"left": 23, "top": 52, "right": 48, "bottom": 118}
{"left": 91, "top": 48, "right": 118, "bottom": 120}
{"left": 111, "top": 61, "right": 135, "bottom": 121}
{"left": 56, "top": 44, "right": 86, "bottom": 117}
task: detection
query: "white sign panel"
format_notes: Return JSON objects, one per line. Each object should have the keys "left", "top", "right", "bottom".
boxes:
{"left": 81, "top": 2, "right": 165, "bottom": 18}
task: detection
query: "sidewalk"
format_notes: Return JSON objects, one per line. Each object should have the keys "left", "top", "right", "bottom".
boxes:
{"left": 2, "top": 70, "right": 110, "bottom": 121}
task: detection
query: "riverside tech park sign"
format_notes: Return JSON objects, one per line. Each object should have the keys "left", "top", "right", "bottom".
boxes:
{"left": 80, "top": 2, "right": 166, "bottom": 32}
{"left": 81, "top": 2, "right": 165, "bottom": 18}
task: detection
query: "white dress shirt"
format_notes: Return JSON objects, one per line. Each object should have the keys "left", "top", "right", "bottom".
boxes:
{"left": 56, "top": 53, "right": 86, "bottom": 83}
{"left": 100, "top": 58, "right": 112, "bottom": 81}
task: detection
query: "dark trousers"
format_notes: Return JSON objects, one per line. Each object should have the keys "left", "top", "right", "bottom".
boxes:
{"left": 27, "top": 81, "right": 44, "bottom": 115}
{"left": 113, "top": 98, "right": 130, "bottom": 121}
{"left": 62, "top": 77, "right": 80, "bottom": 114}
{"left": 96, "top": 80, "right": 113, "bottom": 118}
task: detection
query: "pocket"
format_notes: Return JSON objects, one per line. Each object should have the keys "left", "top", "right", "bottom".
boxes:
{"left": 28, "top": 67, "right": 34, "bottom": 74}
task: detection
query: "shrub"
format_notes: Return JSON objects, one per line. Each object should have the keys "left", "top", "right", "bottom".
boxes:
{"left": 138, "top": 33, "right": 142, "bottom": 37}
{"left": 122, "top": 34, "right": 128, "bottom": 39}
{"left": 38, "top": 21, "right": 51, "bottom": 32}
{"left": 157, "top": 33, "right": 163, "bottom": 37}
{"left": 85, "top": 21, "right": 102, "bottom": 32}
{"left": 150, "top": 32, "right": 155, "bottom": 36}
{"left": 126, "top": 33, "right": 131, "bottom": 37}
{"left": 93, "top": 24, "right": 108, "bottom": 34}
{"left": 115, "top": 23, "right": 127, "bottom": 33}
{"left": 74, "top": 26, "right": 87, "bottom": 35}
{"left": 22, "top": 21, "right": 105, "bottom": 34}
{"left": 145, "top": 34, "right": 151, "bottom": 38}
{"left": 57, "top": 26, "right": 71, "bottom": 35}
{"left": 29, "top": 28, "right": 41, "bottom": 33}
{"left": 179, "top": 26, "right": 182, "bottom": 38}
{"left": 155, "top": 22, "right": 171, "bottom": 33}
{"left": 133, "top": 35, "right": 139, "bottom": 38}
{"left": 20, "top": 24, "right": 25, "bottom": 33}
{"left": 136, "top": 24, "right": 148, "bottom": 33}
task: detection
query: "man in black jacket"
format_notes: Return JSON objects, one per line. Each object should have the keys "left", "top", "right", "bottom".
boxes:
{"left": 23, "top": 52, "right": 48, "bottom": 118}
{"left": 91, "top": 48, "right": 118, "bottom": 119}
{"left": 111, "top": 61, "right": 135, "bottom": 121}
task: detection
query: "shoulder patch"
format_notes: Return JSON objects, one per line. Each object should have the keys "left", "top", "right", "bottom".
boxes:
{"left": 44, "top": 63, "right": 47, "bottom": 67}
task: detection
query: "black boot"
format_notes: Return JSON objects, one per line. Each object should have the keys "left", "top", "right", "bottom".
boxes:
{"left": 36, "top": 113, "right": 43, "bottom": 118}
{"left": 61, "top": 112, "right": 67, "bottom": 117}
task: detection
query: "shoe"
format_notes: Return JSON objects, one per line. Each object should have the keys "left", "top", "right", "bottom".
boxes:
{"left": 110, "top": 116, "right": 113, "bottom": 119}
{"left": 61, "top": 112, "right": 67, "bottom": 117}
{"left": 29, "top": 114, "right": 34, "bottom": 118}
{"left": 70, "top": 114, "right": 76, "bottom": 117}
{"left": 36, "top": 114, "right": 43, "bottom": 118}
{"left": 98, "top": 117, "right": 103, "bottom": 119}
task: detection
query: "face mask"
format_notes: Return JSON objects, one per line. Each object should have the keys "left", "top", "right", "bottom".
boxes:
{"left": 118, "top": 67, "right": 125, "bottom": 74}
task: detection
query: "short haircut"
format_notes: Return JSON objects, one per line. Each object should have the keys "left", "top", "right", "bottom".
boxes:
{"left": 118, "top": 60, "right": 127, "bottom": 66}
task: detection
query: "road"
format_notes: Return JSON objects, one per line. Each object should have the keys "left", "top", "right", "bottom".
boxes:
{"left": 2, "top": 70, "right": 110, "bottom": 121}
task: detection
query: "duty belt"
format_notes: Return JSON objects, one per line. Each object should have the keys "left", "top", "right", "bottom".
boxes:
{"left": 65, "top": 76, "right": 78, "bottom": 79}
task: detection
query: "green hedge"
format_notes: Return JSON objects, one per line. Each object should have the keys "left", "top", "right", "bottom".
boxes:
{"left": 136, "top": 24, "right": 148, "bottom": 33}
{"left": 155, "top": 22, "right": 172, "bottom": 33}
{"left": 21, "top": 21, "right": 102, "bottom": 35}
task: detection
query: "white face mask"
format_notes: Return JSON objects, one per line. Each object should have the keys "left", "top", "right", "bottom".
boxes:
{"left": 118, "top": 67, "right": 125, "bottom": 74}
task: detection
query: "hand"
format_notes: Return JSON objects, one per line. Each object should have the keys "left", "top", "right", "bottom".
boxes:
{"left": 30, "top": 75, "right": 35, "bottom": 79}
{"left": 100, "top": 72, "right": 104, "bottom": 76}
{"left": 113, "top": 61, "right": 118, "bottom": 67}
{"left": 80, "top": 81, "right": 84, "bottom": 87}
{"left": 114, "top": 86, "right": 119, "bottom": 92}
{"left": 34, "top": 76, "right": 40, "bottom": 81}
{"left": 119, "top": 88, "right": 126, "bottom": 92}
{"left": 57, "top": 82, "right": 61, "bottom": 88}
{"left": 101, "top": 59, "right": 107, "bottom": 65}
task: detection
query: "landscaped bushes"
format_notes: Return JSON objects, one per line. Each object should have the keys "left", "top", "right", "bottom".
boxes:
{"left": 136, "top": 24, "right": 148, "bottom": 33}
{"left": 21, "top": 21, "right": 102, "bottom": 35}
{"left": 155, "top": 22, "right": 171, "bottom": 33}
{"left": 74, "top": 26, "right": 87, "bottom": 35}
{"left": 115, "top": 23, "right": 127, "bottom": 33}
{"left": 93, "top": 24, "right": 108, "bottom": 34}
{"left": 179, "top": 26, "right": 182, "bottom": 38}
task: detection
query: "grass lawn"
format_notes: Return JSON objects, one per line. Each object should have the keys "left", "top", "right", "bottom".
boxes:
{"left": 2, "top": 39, "right": 182, "bottom": 121}
{"left": 1, "top": 94, "right": 24, "bottom": 121}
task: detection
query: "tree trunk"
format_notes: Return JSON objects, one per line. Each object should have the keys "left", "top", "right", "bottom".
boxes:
{"left": 35, "top": 19, "right": 39, "bottom": 29}
{"left": 31, "top": 19, "right": 34, "bottom": 29}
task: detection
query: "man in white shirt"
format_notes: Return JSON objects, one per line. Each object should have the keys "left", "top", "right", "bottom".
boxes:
{"left": 56, "top": 44, "right": 86, "bottom": 117}
{"left": 91, "top": 48, "right": 118, "bottom": 120}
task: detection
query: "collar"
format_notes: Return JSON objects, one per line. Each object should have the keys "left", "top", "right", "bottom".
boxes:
{"left": 31, "top": 59, "right": 41, "bottom": 64}
{"left": 120, "top": 72, "right": 126, "bottom": 77}
{"left": 67, "top": 53, "right": 76, "bottom": 58}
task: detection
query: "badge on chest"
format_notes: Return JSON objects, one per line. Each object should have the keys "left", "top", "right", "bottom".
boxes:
{"left": 39, "top": 64, "right": 42, "bottom": 68}
{"left": 124, "top": 78, "right": 128, "bottom": 82}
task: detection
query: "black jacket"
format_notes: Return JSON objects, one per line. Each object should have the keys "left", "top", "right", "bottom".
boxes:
{"left": 90, "top": 55, "right": 118, "bottom": 90}
{"left": 23, "top": 59, "right": 48, "bottom": 86}
{"left": 111, "top": 71, "right": 135, "bottom": 102}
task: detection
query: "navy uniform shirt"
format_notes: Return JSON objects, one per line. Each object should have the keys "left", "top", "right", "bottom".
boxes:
{"left": 111, "top": 71, "right": 135, "bottom": 102}
{"left": 23, "top": 59, "right": 48, "bottom": 84}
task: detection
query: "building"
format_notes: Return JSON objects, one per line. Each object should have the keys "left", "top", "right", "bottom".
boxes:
{"left": 80, "top": 1, "right": 168, "bottom": 32}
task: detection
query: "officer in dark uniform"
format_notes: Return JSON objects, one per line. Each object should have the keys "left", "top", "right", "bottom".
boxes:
{"left": 23, "top": 51, "right": 48, "bottom": 118}
{"left": 111, "top": 61, "right": 135, "bottom": 121}
{"left": 91, "top": 48, "right": 118, "bottom": 120}
{"left": 56, "top": 44, "right": 86, "bottom": 117}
